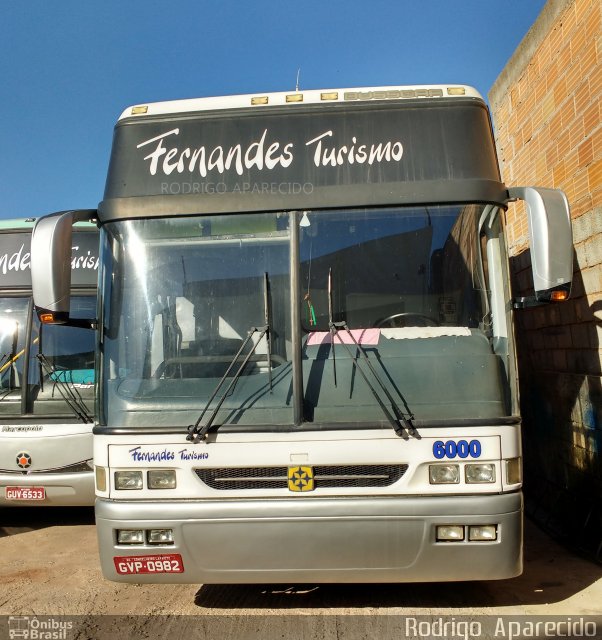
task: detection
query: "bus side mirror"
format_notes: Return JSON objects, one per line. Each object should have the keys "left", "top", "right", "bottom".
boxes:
{"left": 32, "top": 209, "right": 97, "bottom": 327}
{"left": 507, "top": 187, "right": 573, "bottom": 306}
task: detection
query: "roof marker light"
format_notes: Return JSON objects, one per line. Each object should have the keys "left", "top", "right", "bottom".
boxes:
{"left": 251, "top": 96, "right": 269, "bottom": 105}
{"left": 286, "top": 94, "right": 303, "bottom": 103}
{"left": 131, "top": 106, "right": 149, "bottom": 115}
{"left": 447, "top": 87, "right": 466, "bottom": 96}
{"left": 321, "top": 92, "right": 338, "bottom": 101}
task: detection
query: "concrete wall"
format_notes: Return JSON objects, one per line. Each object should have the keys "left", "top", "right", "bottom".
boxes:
{"left": 489, "top": 0, "right": 601, "bottom": 558}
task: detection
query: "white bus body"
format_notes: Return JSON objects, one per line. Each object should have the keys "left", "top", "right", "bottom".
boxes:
{"left": 31, "top": 86, "right": 572, "bottom": 579}
{"left": 0, "top": 218, "right": 98, "bottom": 506}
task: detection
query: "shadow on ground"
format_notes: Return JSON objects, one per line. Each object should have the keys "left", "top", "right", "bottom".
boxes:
{"left": 0, "top": 506, "right": 94, "bottom": 537}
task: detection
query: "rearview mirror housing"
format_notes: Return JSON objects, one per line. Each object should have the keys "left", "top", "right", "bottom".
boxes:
{"left": 32, "top": 209, "right": 97, "bottom": 325}
{"left": 507, "top": 187, "right": 573, "bottom": 304}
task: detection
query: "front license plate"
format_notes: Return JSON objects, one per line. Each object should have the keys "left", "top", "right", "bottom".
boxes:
{"left": 5, "top": 486, "right": 46, "bottom": 501}
{"left": 114, "top": 554, "right": 184, "bottom": 575}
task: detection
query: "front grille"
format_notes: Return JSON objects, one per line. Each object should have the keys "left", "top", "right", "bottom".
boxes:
{"left": 195, "top": 464, "right": 408, "bottom": 490}
{"left": 0, "top": 461, "right": 93, "bottom": 475}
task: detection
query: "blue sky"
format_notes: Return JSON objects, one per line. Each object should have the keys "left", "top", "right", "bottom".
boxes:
{"left": 0, "top": 0, "right": 546, "bottom": 220}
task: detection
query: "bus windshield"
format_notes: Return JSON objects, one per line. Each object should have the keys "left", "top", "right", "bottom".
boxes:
{"left": 100, "top": 204, "right": 510, "bottom": 428}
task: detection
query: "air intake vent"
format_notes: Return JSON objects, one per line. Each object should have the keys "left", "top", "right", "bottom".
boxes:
{"left": 195, "top": 464, "right": 407, "bottom": 490}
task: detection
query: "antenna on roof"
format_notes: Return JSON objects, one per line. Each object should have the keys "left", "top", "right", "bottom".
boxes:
{"left": 295, "top": 68, "right": 301, "bottom": 92}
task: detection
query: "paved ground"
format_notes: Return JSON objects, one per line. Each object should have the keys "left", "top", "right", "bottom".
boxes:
{"left": 0, "top": 507, "right": 600, "bottom": 638}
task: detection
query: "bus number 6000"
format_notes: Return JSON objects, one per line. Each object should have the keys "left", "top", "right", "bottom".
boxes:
{"left": 432, "top": 439, "right": 481, "bottom": 459}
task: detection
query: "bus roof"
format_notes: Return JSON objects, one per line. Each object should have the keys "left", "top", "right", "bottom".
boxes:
{"left": 0, "top": 218, "right": 37, "bottom": 231}
{"left": 0, "top": 217, "right": 97, "bottom": 233}
{"left": 119, "top": 85, "right": 484, "bottom": 120}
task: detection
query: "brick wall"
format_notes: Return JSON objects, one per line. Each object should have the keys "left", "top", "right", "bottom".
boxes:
{"left": 489, "top": 0, "right": 601, "bottom": 557}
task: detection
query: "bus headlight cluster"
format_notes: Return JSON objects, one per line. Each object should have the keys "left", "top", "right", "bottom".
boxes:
{"left": 117, "top": 529, "right": 174, "bottom": 545}
{"left": 114, "top": 470, "right": 177, "bottom": 490}
{"left": 436, "top": 525, "right": 497, "bottom": 542}
{"left": 429, "top": 463, "right": 496, "bottom": 484}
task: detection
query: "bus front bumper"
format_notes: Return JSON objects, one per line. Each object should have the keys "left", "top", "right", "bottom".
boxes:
{"left": 0, "top": 471, "right": 95, "bottom": 506}
{"left": 96, "top": 492, "right": 523, "bottom": 583}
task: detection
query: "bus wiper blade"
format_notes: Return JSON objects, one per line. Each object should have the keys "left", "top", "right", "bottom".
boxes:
{"left": 330, "top": 321, "right": 416, "bottom": 439}
{"left": 187, "top": 325, "right": 269, "bottom": 444}
{"left": 327, "top": 269, "right": 415, "bottom": 440}
{"left": 187, "top": 272, "right": 273, "bottom": 444}
{"left": 37, "top": 354, "right": 93, "bottom": 424}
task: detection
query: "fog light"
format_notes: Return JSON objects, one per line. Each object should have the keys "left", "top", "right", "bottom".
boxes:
{"left": 95, "top": 466, "right": 107, "bottom": 492}
{"left": 429, "top": 464, "right": 460, "bottom": 484}
{"left": 469, "top": 525, "right": 497, "bottom": 541}
{"left": 506, "top": 458, "right": 521, "bottom": 484}
{"left": 117, "top": 529, "right": 144, "bottom": 545}
{"left": 147, "top": 529, "right": 175, "bottom": 545}
{"left": 114, "top": 470, "right": 143, "bottom": 490}
{"left": 148, "top": 469, "right": 177, "bottom": 489}
{"left": 436, "top": 525, "right": 465, "bottom": 541}
{"left": 465, "top": 463, "right": 495, "bottom": 483}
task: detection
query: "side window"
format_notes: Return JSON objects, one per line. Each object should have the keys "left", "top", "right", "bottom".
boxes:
{"left": 0, "top": 297, "right": 30, "bottom": 413}
{"left": 30, "top": 296, "right": 96, "bottom": 416}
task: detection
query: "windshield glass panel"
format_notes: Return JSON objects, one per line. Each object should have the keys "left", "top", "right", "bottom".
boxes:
{"left": 100, "top": 205, "right": 511, "bottom": 429}
{"left": 101, "top": 213, "right": 293, "bottom": 428}
{"left": 300, "top": 205, "right": 509, "bottom": 421}
{"left": 0, "top": 297, "right": 29, "bottom": 414}
{"left": 29, "top": 296, "right": 96, "bottom": 417}
{"left": 300, "top": 206, "right": 485, "bottom": 330}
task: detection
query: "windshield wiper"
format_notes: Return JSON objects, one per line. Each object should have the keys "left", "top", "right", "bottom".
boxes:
{"left": 327, "top": 268, "right": 416, "bottom": 439}
{"left": 0, "top": 353, "right": 14, "bottom": 392}
{"left": 187, "top": 272, "right": 272, "bottom": 444}
{"left": 37, "top": 354, "right": 93, "bottom": 424}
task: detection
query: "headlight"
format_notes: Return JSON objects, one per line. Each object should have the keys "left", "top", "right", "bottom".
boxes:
{"left": 465, "top": 463, "right": 496, "bottom": 483}
{"left": 117, "top": 529, "right": 144, "bottom": 544}
{"left": 429, "top": 464, "right": 460, "bottom": 484}
{"left": 436, "top": 525, "right": 465, "bottom": 541}
{"left": 148, "top": 529, "right": 175, "bottom": 545}
{"left": 148, "top": 469, "right": 177, "bottom": 490}
{"left": 468, "top": 525, "right": 497, "bottom": 541}
{"left": 114, "top": 470, "right": 143, "bottom": 490}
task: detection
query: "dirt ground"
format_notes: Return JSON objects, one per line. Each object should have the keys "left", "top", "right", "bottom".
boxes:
{"left": 0, "top": 507, "right": 601, "bottom": 638}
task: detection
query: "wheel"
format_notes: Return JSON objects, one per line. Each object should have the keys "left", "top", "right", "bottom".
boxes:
{"left": 374, "top": 313, "right": 439, "bottom": 328}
